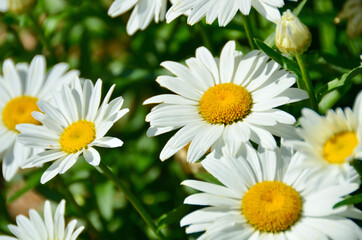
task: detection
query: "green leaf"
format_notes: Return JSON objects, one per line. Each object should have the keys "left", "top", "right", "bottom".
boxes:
{"left": 316, "top": 66, "right": 362, "bottom": 99}
{"left": 334, "top": 194, "right": 362, "bottom": 208}
{"left": 293, "top": 0, "right": 308, "bottom": 16}
{"left": 95, "top": 181, "right": 115, "bottom": 221}
{"left": 7, "top": 170, "right": 43, "bottom": 203}
{"left": 157, "top": 205, "right": 191, "bottom": 231}
{"left": 254, "top": 39, "right": 302, "bottom": 78}
{"left": 351, "top": 160, "right": 362, "bottom": 178}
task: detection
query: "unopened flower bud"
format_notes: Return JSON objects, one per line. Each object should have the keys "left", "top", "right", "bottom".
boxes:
{"left": 275, "top": 9, "right": 312, "bottom": 55}
{"left": 5, "top": 0, "right": 36, "bottom": 14}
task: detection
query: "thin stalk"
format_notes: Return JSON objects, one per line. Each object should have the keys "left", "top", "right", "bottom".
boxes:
{"left": 197, "top": 24, "right": 213, "bottom": 52}
{"left": 7, "top": 25, "right": 26, "bottom": 52}
{"left": 98, "top": 162, "right": 167, "bottom": 240}
{"left": 242, "top": 14, "right": 256, "bottom": 50}
{"left": 27, "top": 12, "right": 56, "bottom": 63}
{"left": 295, "top": 54, "right": 318, "bottom": 111}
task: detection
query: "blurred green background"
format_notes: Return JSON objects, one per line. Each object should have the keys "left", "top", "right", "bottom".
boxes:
{"left": 0, "top": 0, "right": 361, "bottom": 239}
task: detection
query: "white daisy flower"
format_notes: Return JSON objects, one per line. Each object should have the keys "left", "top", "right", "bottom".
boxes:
{"left": 0, "top": 199, "right": 84, "bottom": 240}
{"left": 166, "top": 0, "right": 297, "bottom": 26}
{"left": 144, "top": 41, "right": 307, "bottom": 163}
{"left": 0, "top": 55, "right": 79, "bottom": 181}
{"left": 108, "top": 0, "right": 175, "bottom": 35}
{"left": 289, "top": 91, "right": 362, "bottom": 183}
{"left": 0, "top": 0, "right": 36, "bottom": 14}
{"left": 16, "top": 78, "right": 129, "bottom": 184}
{"left": 181, "top": 144, "right": 362, "bottom": 239}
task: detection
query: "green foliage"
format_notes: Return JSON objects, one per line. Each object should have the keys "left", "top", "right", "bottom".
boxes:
{"left": 317, "top": 66, "right": 362, "bottom": 100}
{"left": 334, "top": 194, "right": 362, "bottom": 208}
{"left": 0, "top": 0, "right": 361, "bottom": 239}
{"left": 7, "top": 170, "right": 42, "bottom": 203}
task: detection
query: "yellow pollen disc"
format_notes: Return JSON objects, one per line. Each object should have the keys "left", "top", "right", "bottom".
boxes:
{"left": 60, "top": 120, "right": 96, "bottom": 154}
{"left": 242, "top": 181, "right": 302, "bottom": 233}
{"left": 323, "top": 131, "right": 358, "bottom": 164}
{"left": 2, "top": 96, "right": 41, "bottom": 132}
{"left": 199, "top": 83, "right": 252, "bottom": 125}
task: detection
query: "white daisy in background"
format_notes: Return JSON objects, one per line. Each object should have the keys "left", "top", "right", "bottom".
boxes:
{"left": 0, "top": 55, "right": 79, "bottom": 181}
{"left": 0, "top": 199, "right": 84, "bottom": 240}
{"left": 289, "top": 91, "right": 362, "bottom": 183}
{"left": 108, "top": 0, "right": 175, "bottom": 35}
{"left": 181, "top": 144, "right": 362, "bottom": 239}
{"left": 166, "top": 0, "right": 297, "bottom": 26}
{"left": 16, "top": 77, "right": 129, "bottom": 184}
{"left": 144, "top": 41, "right": 307, "bottom": 163}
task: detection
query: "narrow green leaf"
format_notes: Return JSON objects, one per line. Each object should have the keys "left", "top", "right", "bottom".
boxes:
{"left": 7, "top": 170, "right": 42, "bottom": 203}
{"left": 293, "top": 0, "right": 308, "bottom": 16}
{"left": 254, "top": 39, "right": 302, "bottom": 78}
{"left": 316, "top": 66, "right": 362, "bottom": 99}
{"left": 264, "top": 32, "right": 275, "bottom": 47}
{"left": 334, "top": 194, "right": 362, "bottom": 208}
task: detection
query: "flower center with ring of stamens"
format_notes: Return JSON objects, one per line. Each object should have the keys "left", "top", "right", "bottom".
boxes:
{"left": 323, "top": 131, "right": 358, "bottom": 164}
{"left": 60, "top": 120, "right": 96, "bottom": 153}
{"left": 242, "top": 181, "right": 302, "bottom": 233}
{"left": 199, "top": 83, "right": 252, "bottom": 125}
{"left": 2, "top": 96, "right": 41, "bottom": 132}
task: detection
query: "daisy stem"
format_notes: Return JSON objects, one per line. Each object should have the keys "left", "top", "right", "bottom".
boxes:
{"left": 197, "top": 24, "right": 213, "bottom": 52}
{"left": 242, "top": 14, "right": 256, "bottom": 50}
{"left": 27, "top": 12, "right": 57, "bottom": 63}
{"left": 98, "top": 162, "right": 168, "bottom": 240}
{"left": 295, "top": 54, "right": 318, "bottom": 111}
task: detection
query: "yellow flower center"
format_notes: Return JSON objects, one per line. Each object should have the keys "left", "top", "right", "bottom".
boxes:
{"left": 323, "top": 131, "right": 358, "bottom": 164}
{"left": 60, "top": 120, "right": 96, "bottom": 154}
{"left": 242, "top": 181, "right": 302, "bottom": 233}
{"left": 199, "top": 83, "right": 252, "bottom": 125}
{"left": 2, "top": 96, "right": 41, "bottom": 132}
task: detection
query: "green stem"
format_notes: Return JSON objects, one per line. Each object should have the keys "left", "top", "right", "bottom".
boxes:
{"left": 196, "top": 24, "right": 213, "bottom": 52}
{"left": 97, "top": 162, "right": 167, "bottom": 240}
{"left": 242, "top": 14, "right": 256, "bottom": 50}
{"left": 7, "top": 25, "right": 26, "bottom": 52}
{"left": 295, "top": 54, "right": 318, "bottom": 111}
{"left": 27, "top": 12, "right": 56, "bottom": 63}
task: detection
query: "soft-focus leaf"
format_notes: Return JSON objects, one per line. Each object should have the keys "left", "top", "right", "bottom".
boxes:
{"left": 95, "top": 181, "right": 115, "bottom": 221}
{"left": 157, "top": 205, "right": 191, "bottom": 231}
{"left": 7, "top": 170, "right": 42, "bottom": 203}
{"left": 317, "top": 66, "right": 362, "bottom": 99}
